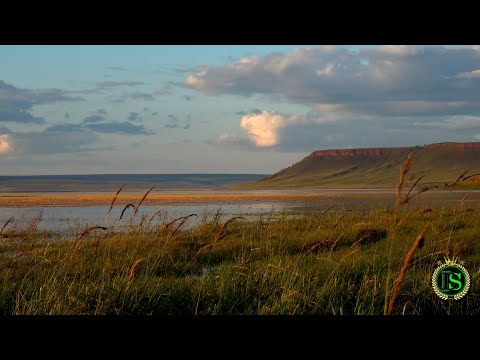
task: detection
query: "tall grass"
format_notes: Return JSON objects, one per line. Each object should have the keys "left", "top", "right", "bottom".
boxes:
{"left": 1, "top": 200, "right": 478, "bottom": 314}
{"left": 387, "top": 223, "right": 430, "bottom": 315}
{"left": 108, "top": 184, "right": 125, "bottom": 214}
{"left": 134, "top": 186, "right": 155, "bottom": 215}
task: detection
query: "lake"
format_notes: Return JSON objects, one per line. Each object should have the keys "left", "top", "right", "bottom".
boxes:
{"left": 2, "top": 188, "right": 480, "bottom": 235}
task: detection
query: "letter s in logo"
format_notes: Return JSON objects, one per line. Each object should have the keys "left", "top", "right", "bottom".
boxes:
{"left": 449, "top": 272, "right": 462, "bottom": 290}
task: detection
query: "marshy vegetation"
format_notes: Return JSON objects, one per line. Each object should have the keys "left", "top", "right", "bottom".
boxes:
{"left": 0, "top": 157, "right": 479, "bottom": 315}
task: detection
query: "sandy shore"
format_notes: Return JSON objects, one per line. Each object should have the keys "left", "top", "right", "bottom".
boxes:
{"left": 0, "top": 191, "right": 477, "bottom": 208}
{"left": 0, "top": 192, "right": 354, "bottom": 207}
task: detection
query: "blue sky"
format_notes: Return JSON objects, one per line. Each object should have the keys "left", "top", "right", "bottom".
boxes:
{"left": 1, "top": 45, "right": 479, "bottom": 174}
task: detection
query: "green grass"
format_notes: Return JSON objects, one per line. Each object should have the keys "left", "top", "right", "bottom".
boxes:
{"left": 1, "top": 199, "right": 480, "bottom": 315}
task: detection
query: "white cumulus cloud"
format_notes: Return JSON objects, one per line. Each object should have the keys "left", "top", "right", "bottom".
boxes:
{"left": 240, "top": 111, "right": 289, "bottom": 147}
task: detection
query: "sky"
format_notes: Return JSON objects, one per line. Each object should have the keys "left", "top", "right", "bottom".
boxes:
{"left": 1, "top": 45, "right": 480, "bottom": 175}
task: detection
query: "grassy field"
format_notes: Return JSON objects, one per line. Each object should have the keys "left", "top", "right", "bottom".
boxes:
{"left": 1, "top": 189, "right": 479, "bottom": 315}
{"left": 1, "top": 152, "right": 480, "bottom": 315}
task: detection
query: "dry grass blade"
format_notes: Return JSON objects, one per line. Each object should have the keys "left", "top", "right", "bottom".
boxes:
{"left": 196, "top": 217, "right": 246, "bottom": 254}
{"left": 74, "top": 226, "right": 107, "bottom": 247}
{"left": 450, "top": 169, "right": 470, "bottom": 191}
{"left": 329, "top": 233, "right": 345, "bottom": 252}
{"left": 139, "top": 214, "right": 148, "bottom": 228}
{"left": 216, "top": 217, "right": 246, "bottom": 241}
{"left": 460, "top": 191, "right": 470, "bottom": 206}
{"left": 0, "top": 217, "right": 14, "bottom": 237}
{"left": 119, "top": 204, "right": 135, "bottom": 220}
{"left": 317, "top": 206, "right": 334, "bottom": 222}
{"left": 196, "top": 243, "right": 215, "bottom": 255}
{"left": 332, "top": 214, "right": 345, "bottom": 230}
{"left": 402, "top": 186, "right": 431, "bottom": 205}
{"left": 161, "top": 213, "right": 198, "bottom": 233}
{"left": 108, "top": 184, "right": 125, "bottom": 214}
{"left": 396, "top": 153, "right": 413, "bottom": 205}
{"left": 126, "top": 258, "right": 145, "bottom": 290}
{"left": 134, "top": 186, "right": 155, "bottom": 215}
{"left": 147, "top": 209, "right": 162, "bottom": 227}
{"left": 402, "top": 174, "right": 426, "bottom": 204}
{"left": 167, "top": 214, "right": 198, "bottom": 241}
{"left": 387, "top": 223, "right": 430, "bottom": 315}
{"left": 461, "top": 173, "right": 480, "bottom": 181}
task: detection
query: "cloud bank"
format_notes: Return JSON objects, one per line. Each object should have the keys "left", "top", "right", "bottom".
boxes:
{"left": 184, "top": 46, "right": 480, "bottom": 112}
{"left": 184, "top": 46, "right": 480, "bottom": 151}
{"left": 0, "top": 80, "right": 84, "bottom": 124}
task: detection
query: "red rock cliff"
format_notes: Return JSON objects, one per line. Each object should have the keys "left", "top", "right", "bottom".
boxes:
{"left": 310, "top": 142, "right": 480, "bottom": 160}
{"left": 429, "top": 142, "right": 480, "bottom": 159}
{"left": 310, "top": 147, "right": 400, "bottom": 158}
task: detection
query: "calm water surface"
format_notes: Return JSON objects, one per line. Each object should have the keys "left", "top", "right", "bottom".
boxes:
{"left": 0, "top": 203, "right": 304, "bottom": 235}
{"left": 1, "top": 189, "right": 479, "bottom": 235}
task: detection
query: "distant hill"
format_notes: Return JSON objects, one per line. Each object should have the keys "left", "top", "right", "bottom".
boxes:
{"left": 233, "top": 142, "right": 480, "bottom": 189}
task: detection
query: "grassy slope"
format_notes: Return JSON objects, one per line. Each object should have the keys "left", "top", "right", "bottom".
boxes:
{"left": 232, "top": 143, "right": 480, "bottom": 189}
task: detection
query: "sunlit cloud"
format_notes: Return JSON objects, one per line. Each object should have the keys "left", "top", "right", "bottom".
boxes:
{"left": 240, "top": 111, "right": 287, "bottom": 147}
{"left": 0, "top": 134, "right": 12, "bottom": 154}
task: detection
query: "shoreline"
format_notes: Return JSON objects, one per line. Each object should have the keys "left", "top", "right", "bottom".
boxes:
{"left": 0, "top": 193, "right": 348, "bottom": 207}
{"left": 1, "top": 191, "right": 479, "bottom": 208}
